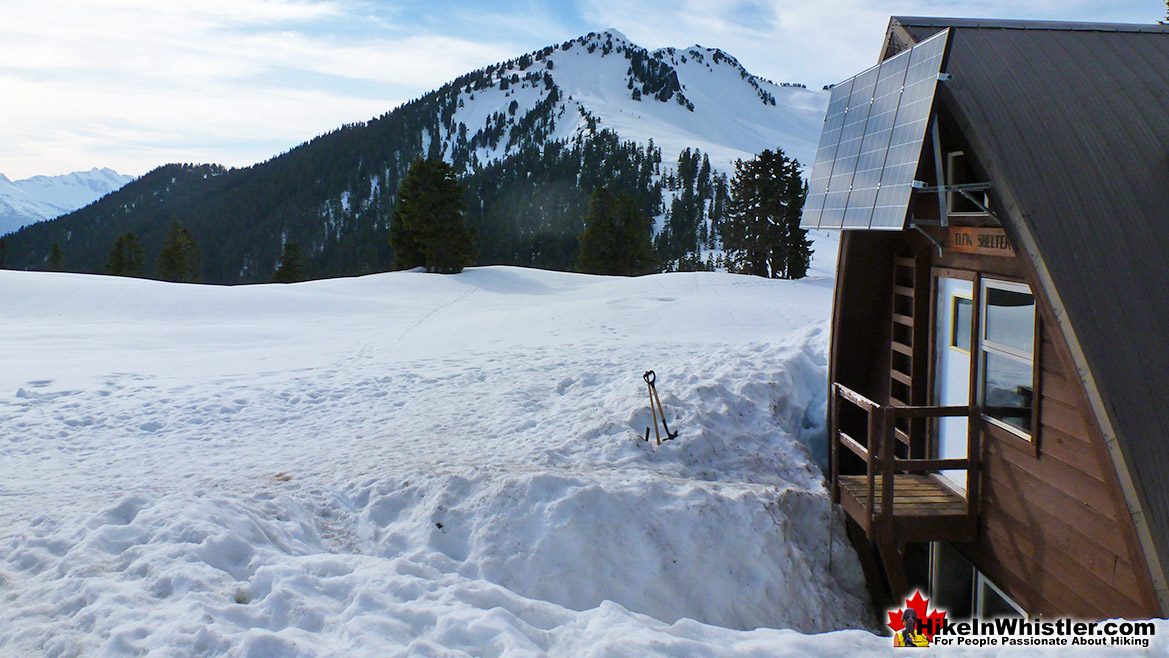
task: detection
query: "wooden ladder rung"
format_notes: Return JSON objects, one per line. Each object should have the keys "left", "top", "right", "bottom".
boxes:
{"left": 891, "top": 341, "right": 913, "bottom": 356}
{"left": 893, "top": 284, "right": 915, "bottom": 298}
{"left": 890, "top": 370, "right": 913, "bottom": 386}
{"left": 894, "top": 256, "right": 916, "bottom": 269}
{"left": 892, "top": 313, "right": 914, "bottom": 327}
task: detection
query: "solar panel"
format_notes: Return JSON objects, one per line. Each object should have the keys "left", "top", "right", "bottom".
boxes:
{"left": 801, "top": 77, "right": 853, "bottom": 228}
{"left": 800, "top": 29, "right": 950, "bottom": 230}
{"left": 824, "top": 67, "right": 878, "bottom": 227}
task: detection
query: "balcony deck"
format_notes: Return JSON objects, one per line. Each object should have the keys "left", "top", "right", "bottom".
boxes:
{"left": 832, "top": 383, "right": 980, "bottom": 545}
{"left": 838, "top": 473, "right": 976, "bottom": 543}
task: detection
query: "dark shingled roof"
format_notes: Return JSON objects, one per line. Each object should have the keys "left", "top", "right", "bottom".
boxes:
{"left": 891, "top": 15, "right": 1169, "bottom": 43}
{"left": 896, "top": 18, "right": 1169, "bottom": 598}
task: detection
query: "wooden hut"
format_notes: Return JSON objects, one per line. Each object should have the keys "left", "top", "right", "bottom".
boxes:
{"left": 802, "top": 16, "right": 1169, "bottom": 619}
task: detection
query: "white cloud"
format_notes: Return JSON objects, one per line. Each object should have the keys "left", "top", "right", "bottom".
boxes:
{"left": 0, "top": 72, "right": 399, "bottom": 178}
{"left": 0, "top": 0, "right": 526, "bottom": 177}
{"left": 0, "top": 0, "right": 1158, "bottom": 178}
{"left": 579, "top": 0, "right": 1160, "bottom": 87}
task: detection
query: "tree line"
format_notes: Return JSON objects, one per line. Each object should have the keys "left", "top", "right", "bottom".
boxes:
{"left": 3, "top": 144, "right": 811, "bottom": 283}
{"left": 384, "top": 147, "right": 811, "bottom": 280}
{"left": 49, "top": 221, "right": 205, "bottom": 282}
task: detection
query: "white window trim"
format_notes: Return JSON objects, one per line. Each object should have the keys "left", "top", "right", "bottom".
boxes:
{"left": 976, "top": 571, "right": 1027, "bottom": 618}
{"left": 979, "top": 278, "right": 1036, "bottom": 441}
{"left": 950, "top": 293, "right": 973, "bottom": 356}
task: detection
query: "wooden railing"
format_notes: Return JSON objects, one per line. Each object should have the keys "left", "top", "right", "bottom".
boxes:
{"left": 831, "top": 382, "right": 980, "bottom": 541}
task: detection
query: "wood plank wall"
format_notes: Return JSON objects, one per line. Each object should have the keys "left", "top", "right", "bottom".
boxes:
{"left": 966, "top": 317, "right": 1155, "bottom": 617}
{"left": 832, "top": 228, "right": 1159, "bottom": 618}
{"left": 929, "top": 233, "right": 1159, "bottom": 618}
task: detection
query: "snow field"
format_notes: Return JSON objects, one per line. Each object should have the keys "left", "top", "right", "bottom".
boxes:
{"left": 3, "top": 265, "right": 1163, "bottom": 656}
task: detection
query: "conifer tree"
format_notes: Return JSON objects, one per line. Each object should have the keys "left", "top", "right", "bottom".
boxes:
{"left": 105, "top": 232, "right": 145, "bottom": 276}
{"left": 578, "top": 188, "right": 621, "bottom": 274}
{"left": 272, "top": 242, "right": 304, "bottom": 283}
{"left": 722, "top": 149, "right": 812, "bottom": 279}
{"left": 577, "top": 188, "right": 655, "bottom": 275}
{"left": 390, "top": 158, "right": 476, "bottom": 274}
{"left": 48, "top": 242, "right": 63, "bottom": 271}
{"left": 779, "top": 162, "right": 812, "bottom": 279}
{"left": 0, "top": 236, "right": 6, "bottom": 269}
{"left": 156, "top": 221, "right": 201, "bottom": 282}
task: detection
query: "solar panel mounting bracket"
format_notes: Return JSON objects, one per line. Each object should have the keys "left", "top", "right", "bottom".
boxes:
{"left": 915, "top": 182, "right": 997, "bottom": 221}
{"left": 911, "top": 183, "right": 1000, "bottom": 227}
{"left": 909, "top": 214, "right": 945, "bottom": 257}
{"left": 915, "top": 182, "right": 993, "bottom": 193}
{"left": 931, "top": 118, "right": 949, "bottom": 227}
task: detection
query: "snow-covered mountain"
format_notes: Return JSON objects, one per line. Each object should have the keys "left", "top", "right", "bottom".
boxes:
{"left": 421, "top": 28, "right": 827, "bottom": 173}
{"left": 0, "top": 167, "right": 134, "bottom": 236}
{"left": 2, "top": 30, "right": 827, "bottom": 281}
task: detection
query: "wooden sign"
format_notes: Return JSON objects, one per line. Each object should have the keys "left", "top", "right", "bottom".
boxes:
{"left": 948, "top": 227, "right": 1016, "bottom": 257}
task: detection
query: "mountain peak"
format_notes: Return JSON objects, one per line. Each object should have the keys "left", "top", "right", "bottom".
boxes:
{"left": 432, "top": 28, "right": 826, "bottom": 174}
{"left": 0, "top": 168, "right": 134, "bottom": 235}
{"left": 598, "top": 28, "right": 630, "bottom": 43}
{"left": 1, "top": 33, "right": 827, "bottom": 280}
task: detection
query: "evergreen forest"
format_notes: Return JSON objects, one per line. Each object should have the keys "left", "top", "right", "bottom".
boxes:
{"left": 0, "top": 31, "right": 811, "bottom": 283}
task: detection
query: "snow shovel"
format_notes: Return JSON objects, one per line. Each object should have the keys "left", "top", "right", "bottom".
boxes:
{"left": 643, "top": 370, "right": 679, "bottom": 445}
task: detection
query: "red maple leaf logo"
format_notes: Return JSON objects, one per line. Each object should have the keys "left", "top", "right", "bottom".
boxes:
{"left": 887, "top": 590, "right": 947, "bottom": 641}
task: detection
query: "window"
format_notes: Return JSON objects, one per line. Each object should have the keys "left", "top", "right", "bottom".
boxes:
{"left": 976, "top": 572, "right": 1027, "bottom": 618}
{"left": 951, "top": 296, "right": 973, "bottom": 352}
{"left": 947, "top": 151, "right": 989, "bottom": 215}
{"left": 979, "top": 280, "right": 1036, "bottom": 438}
{"left": 929, "top": 542, "right": 974, "bottom": 619}
{"left": 930, "top": 542, "right": 1027, "bottom": 619}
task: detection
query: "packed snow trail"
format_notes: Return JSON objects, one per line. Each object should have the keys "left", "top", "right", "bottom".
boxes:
{"left": 3, "top": 265, "right": 1164, "bottom": 656}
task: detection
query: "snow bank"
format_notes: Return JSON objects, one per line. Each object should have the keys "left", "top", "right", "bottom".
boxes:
{"left": 5, "top": 266, "right": 1149, "bottom": 656}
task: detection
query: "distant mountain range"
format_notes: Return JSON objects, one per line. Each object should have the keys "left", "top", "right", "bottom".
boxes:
{"left": 0, "top": 168, "right": 134, "bottom": 236}
{"left": 1, "top": 30, "right": 826, "bottom": 282}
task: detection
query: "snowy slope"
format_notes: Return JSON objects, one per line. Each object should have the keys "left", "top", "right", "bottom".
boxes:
{"left": 0, "top": 167, "right": 134, "bottom": 236}
{"left": 3, "top": 264, "right": 1167, "bottom": 655}
{"left": 0, "top": 260, "right": 871, "bottom": 655}
{"left": 546, "top": 30, "right": 825, "bottom": 170}
{"left": 430, "top": 29, "right": 826, "bottom": 173}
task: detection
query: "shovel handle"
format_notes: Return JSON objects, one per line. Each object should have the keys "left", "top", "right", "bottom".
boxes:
{"left": 648, "top": 380, "right": 661, "bottom": 445}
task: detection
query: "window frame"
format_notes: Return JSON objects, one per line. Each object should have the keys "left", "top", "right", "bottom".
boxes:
{"left": 978, "top": 278, "right": 1037, "bottom": 442}
{"left": 950, "top": 294, "right": 973, "bottom": 355}
{"left": 976, "top": 571, "right": 1028, "bottom": 618}
{"left": 946, "top": 150, "right": 990, "bottom": 216}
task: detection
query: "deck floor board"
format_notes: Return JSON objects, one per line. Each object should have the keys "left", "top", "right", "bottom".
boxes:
{"left": 839, "top": 474, "right": 968, "bottom": 516}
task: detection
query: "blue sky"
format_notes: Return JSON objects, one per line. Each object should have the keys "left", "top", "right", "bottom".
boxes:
{"left": 0, "top": 0, "right": 1159, "bottom": 179}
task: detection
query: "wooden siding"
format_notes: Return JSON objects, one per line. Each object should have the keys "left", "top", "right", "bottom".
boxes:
{"left": 931, "top": 233, "right": 1159, "bottom": 618}
{"left": 831, "top": 226, "right": 1159, "bottom": 617}
{"left": 963, "top": 311, "right": 1157, "bottom": 617}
